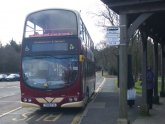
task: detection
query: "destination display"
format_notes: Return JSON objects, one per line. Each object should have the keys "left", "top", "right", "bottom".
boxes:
{"left": 23, "top": 39, "right": 78, "bottom": 54}
{"left": 32, "top": 42, "right": 68, "bottom": 52}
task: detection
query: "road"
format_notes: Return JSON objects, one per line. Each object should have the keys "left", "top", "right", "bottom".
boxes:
{"left": 0, "top": 73, "right": 104, "bottom": 124}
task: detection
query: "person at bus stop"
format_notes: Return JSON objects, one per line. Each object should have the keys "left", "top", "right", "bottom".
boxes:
{"left": 146, "top": 66, "right": 154, "bottom": 109}
{"left": 127, "top": 72, "right": 135, "bottom": 107}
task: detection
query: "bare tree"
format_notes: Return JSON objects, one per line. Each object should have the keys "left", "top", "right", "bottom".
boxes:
{"left": 88, "top": 3, "right": 119, "bottom": 27}
{"left": 99, "top": 5, "right": 119, "bottom": 26}
{"left": 88, "top": 3, "right": 119, "bottom": 74}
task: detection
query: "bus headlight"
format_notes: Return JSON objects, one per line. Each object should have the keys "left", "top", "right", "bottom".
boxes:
{"left": 28, "top": 98, "right": 32, "bottom": 102}
{"left": 68, "top": 98, "right": 73, "bottom": 102}
{"left": 74, "top": 97, "right": 78, "bottom": 102}
{"left": 77, "top": 92, "right": 80, "bottom": 95}
{"left": 23, "top": 98, "right": 27, "bottom": 102}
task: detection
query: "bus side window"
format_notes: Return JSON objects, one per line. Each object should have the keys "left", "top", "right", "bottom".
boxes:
{"left": 80, "top": 19, "right": 86, "bottom": 44}
{"left": 80, "top": 19, "right": 84, "bottom": 40}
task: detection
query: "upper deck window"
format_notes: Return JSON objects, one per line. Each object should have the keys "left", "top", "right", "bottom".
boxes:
{"left": 24, "top": 9, "right": 78, "bottom": 38}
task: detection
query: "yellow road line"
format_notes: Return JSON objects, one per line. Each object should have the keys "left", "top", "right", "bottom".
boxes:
{"left": 71, "top": 111, "right": 83, "bottom": 124}
{"left": 95, "top": 78, "right": 106, "bottom": 93}
{"left": 72, "top": 78, "right": 106, "bottom": 124}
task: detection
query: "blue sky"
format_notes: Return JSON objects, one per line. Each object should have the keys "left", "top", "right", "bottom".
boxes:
{"left": 0, "top": 0, "right": 105, "bottom": 45}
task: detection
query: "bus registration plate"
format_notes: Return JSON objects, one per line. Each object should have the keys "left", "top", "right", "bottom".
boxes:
{"left": 43, "top": 103, "right": 57, "bottom": 107}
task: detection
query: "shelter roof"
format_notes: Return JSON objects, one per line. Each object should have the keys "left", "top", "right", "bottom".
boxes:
{"left": 101, "top": 0, "right": 165, "bottom": 44}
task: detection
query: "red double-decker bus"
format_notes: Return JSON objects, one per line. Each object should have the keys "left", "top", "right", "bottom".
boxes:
{"left": 20, "top": 9, "right": 96, "bottom": 108}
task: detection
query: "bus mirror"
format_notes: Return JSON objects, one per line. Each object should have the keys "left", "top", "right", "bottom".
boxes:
{"left": 79, "top": 55, "right": 85, "bottom": 62}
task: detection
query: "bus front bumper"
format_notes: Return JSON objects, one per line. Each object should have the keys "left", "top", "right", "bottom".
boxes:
{"left": 21, "top": 102, "right": 41, "bottom": 108}
{"left": 21, "top": 101, "right": 85, "bottom": 108}
{"left": 61, "top": 101, "right": 84, "bottom": 108}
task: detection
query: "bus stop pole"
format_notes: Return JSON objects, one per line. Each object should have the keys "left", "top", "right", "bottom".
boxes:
{"left": 117, "top": 14, "right": 129, "bottom": 124}
{"left": 160, "top": 44, "right": 165, "bottom": 97}
{"left": 140, "top": 31, "right": 149, "bottom": 114}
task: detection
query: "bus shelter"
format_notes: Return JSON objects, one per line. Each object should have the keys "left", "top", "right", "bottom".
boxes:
{"left": 101, "top": 0, "right": 165, "bottom": 123}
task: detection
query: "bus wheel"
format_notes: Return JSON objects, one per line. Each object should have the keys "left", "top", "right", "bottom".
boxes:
{"left": 86, "top": 87, "right": 89, "bottom": 102}
{"left": 94, "top": 83, "right": 96, "bottom": 93}
{"left": 84, "top": 87, "right": 90, "bottom": 108}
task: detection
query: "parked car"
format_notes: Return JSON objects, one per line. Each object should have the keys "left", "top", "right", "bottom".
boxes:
{"left": 0, "top": 74, "right": 8, "bottom": 81}
{"left": 5, "top": 74, "right": 20, "bottom": 81}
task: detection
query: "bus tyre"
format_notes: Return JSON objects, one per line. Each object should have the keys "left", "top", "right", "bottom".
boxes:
{"left": 86, "top": 87, "right": 89, "bottom": 103}
{"left": 94, "top": 83, "right": 96, "bottom": 93}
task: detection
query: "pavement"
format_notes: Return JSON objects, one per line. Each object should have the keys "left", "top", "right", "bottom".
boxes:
{"left": 79, "top": 77, "right": 165, "bottom": 124}
{"left": 133, "top": 98, "right": 165, "bottom": 124}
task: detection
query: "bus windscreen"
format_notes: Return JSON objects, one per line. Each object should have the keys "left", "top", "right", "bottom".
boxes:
{"left": 25, "top": 9, "right": 77, "bottom": 38}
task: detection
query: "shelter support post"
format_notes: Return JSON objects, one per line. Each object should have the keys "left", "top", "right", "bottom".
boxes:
{"left": 117, "top": 14, "right": 129, "bottom": 124}
{"left": 128, "top": 13, "right": 152, "bottom": 38}
{"left": 153, "top": 41, "right": 159, "bottom": 104}
{"left": 140, "top": 31, "right": 149, "bottom": 115}
{"left": 160, "top": 44, "right": 165, "bottom": 97}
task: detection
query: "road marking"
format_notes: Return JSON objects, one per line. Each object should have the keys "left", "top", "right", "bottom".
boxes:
{"left": 71, "top": 112, "right": 82, "bottom": 124}
{"left": 12, "top": 112, "right": 62, "bottom": 122}
{"left": 91, "top": 78, "right": 106, "bottom": 102}
{"left": 0, "top": 107, "right": 22, "bottom": 118}
{"left": 35, "top": 114, "right": 48, "bottom": 121}
{"left": 95, "top": 78, "right": 106, "bottom": 93}
{"left": 0, "top": 93, "right": 20, "bottom": 99}
{"left": 43, "top": 113, "right": 62, "bottom": 122}
{"left": 0, "top": 86, "right": 19, "bottom": 88}
{"left": 12, "top": 113, "right": 31, "bottom": 121}
{"left": 0, "top": 101, "right": 21, "bottom": 103}
{"left": 77, "top": 78, "right": 106, "bottom": 124}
